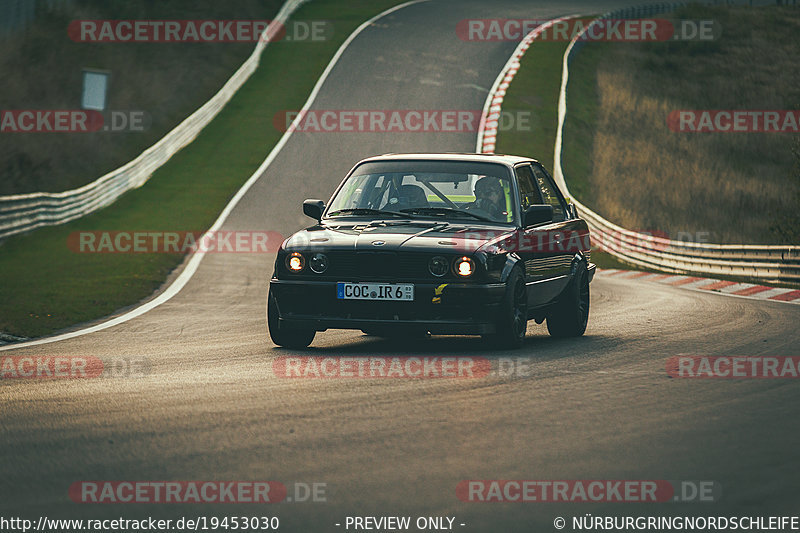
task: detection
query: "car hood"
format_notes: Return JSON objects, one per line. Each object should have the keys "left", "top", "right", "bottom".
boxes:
{"left": 283, "top": 221, "right": 515, "bottom": 255}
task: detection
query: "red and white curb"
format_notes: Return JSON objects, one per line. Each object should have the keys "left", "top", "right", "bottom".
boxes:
{"left": 477, "top": 15, "right": 580, "bottom": 154}
{"left": 598, "top": 269, "right": 800, "bottom": 305}
{"left": 480, "top": 17, "right": 799, "bottom": 299}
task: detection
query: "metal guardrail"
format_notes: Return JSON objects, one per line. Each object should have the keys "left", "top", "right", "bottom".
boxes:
{"left": 0, "top": 0, "right": 307, "bottom": 240}
{"left": 553, "top": 3, "right": 800, "bottom": 284}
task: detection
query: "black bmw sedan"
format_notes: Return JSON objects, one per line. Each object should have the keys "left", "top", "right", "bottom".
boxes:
{"left": 268, "top": 153, "right": 594, "bottom": 349}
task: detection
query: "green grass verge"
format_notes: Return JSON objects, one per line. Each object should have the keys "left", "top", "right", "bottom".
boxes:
{"left": 494, "top": 38, "right": 576, "bottom": 171}
{"left": 494, "top": 31, "right": 640, "bottom": 275}
{"left": 498, "top": 8, "right": 800, "bottom": 287}
{"left": 561, "top": 5, "right": 800, "bottom": 245}
{"left": 558, "top": 40, "right": 604, "bottom": 206}
{"left": 0, "top": 0, "right": 406, "bottom": 339}
{"left": 1, "top": 0, "right": 283, "bottom": 195}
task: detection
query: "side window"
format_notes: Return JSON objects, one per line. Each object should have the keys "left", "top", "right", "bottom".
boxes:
{"left": 514, "top": 165, "right": 543, "bottom": 211}
{"left": 532, "top": 164, "right": 566, "bottom": 222}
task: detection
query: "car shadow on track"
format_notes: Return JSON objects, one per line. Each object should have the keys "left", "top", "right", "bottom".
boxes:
{"left": 270, "top": 331, "right": 607, "bottom": 359}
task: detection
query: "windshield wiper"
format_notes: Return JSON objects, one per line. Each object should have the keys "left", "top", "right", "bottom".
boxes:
{"left": 327, "top": 208, "right": 412, "bottom": 218}
{"left": 400, "top": 207, "right": 497, "bottom": 223}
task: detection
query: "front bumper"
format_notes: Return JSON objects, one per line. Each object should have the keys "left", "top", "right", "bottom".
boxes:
{"left": 269, "top": 279, "right": 506, "bottom": 334}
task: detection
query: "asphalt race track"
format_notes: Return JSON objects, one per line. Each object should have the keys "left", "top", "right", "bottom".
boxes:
{"left": 2, "top": 1, "right": 800, "bottom": 531}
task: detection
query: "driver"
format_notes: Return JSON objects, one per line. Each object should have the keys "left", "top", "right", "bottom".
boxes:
{"left": 467, "top": 176, "right": 506, "bottom": 221}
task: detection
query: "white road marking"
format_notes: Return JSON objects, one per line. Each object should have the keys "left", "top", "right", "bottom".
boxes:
{"left": 0, "top": 0, "right": 431, "bottom": 353}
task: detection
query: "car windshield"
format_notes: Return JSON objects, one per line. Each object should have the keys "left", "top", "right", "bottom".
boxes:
{"left": 326, "top": 161, "right": 516, "bottom": 224}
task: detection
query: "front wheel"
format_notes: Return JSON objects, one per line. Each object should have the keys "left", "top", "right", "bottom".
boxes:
{"left": 546, "top": 262, "right": 589, "bottom": 338}
{"left": 267, "top": 291, "right": 315, "bottom": 348}
{"left": 484, "top": 267, "right": 527, "bottom": 349}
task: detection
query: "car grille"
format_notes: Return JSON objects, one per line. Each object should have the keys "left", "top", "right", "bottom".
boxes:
{"left": 326, "top": 251, "right": 425, "bottom": 280}
{"left": 281, "top": 251, "right": 453, "bottom": 281}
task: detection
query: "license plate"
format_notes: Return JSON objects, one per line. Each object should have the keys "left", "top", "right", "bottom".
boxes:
{"left": 337, "top": 282, "right": 414, "bottom": 301}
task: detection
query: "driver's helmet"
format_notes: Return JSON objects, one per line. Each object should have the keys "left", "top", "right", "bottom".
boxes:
{"left": 474, "top": 176, "right": 504, "bottom": 208}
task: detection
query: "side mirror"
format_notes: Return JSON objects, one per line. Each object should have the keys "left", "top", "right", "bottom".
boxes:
{"left": 303, "top": 199, "right": 325, "bottom": 222}
{"left": 524, "top": 204, "right": 554, "bottom": 227}
{"left": 567, "top": 203, "right": 578, "bottom": 219}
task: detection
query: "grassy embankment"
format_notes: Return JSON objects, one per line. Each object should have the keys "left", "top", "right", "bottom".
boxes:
{"left": 0, "top": 0, "right": 406, "bottom": 339}
{"left": 499, "top": 6, "right": 800, "bottom": 271}
{"left": 0, "top": 0, "right": 282, "bottom": 195}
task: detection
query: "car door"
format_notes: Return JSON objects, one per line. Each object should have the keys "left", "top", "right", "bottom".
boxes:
{"left": 517, "top": 163, "right": 581, "bottom": 306}
{"left": 514, "top": 164, "right": 563, "bottom": 306}
{"left": 532, "top": 162, "right": 586, "bottom": 299}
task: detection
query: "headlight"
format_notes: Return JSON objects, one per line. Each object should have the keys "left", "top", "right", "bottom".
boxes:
{"left": 286, "top": 252, "right": 304, "bottom": 272}
{"left": 309, "top": 253, "right": 329, "bottom": 274}
{"left": 428, "top": 256, "right": 449, "bottom": 277}
{"left": 453, "top": 256, "right": 475, "bottom": 277}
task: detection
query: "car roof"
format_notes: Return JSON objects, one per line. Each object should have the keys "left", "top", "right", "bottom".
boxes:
{"left": 357, "top": 152, "right": 539, "bottom": 167}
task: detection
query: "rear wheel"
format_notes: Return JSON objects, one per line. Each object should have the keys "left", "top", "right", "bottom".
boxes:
{"left": 546, "top": 262, "right": 589, "bottom": 337}
{"left": 267, "top": 291, "right": 315, "bottom": 348}
{"left": 484, "top": 267, "right": 527, "bottom": 349}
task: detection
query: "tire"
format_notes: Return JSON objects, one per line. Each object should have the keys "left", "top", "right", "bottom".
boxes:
{"left": 267, "top": 291, "right": 315, "bottom": 348}
{"left": 484, "top": 267, "right": 527, "bottom": 349}
{"left": 546, "top": 261, "right": 589, "bottom": 338}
